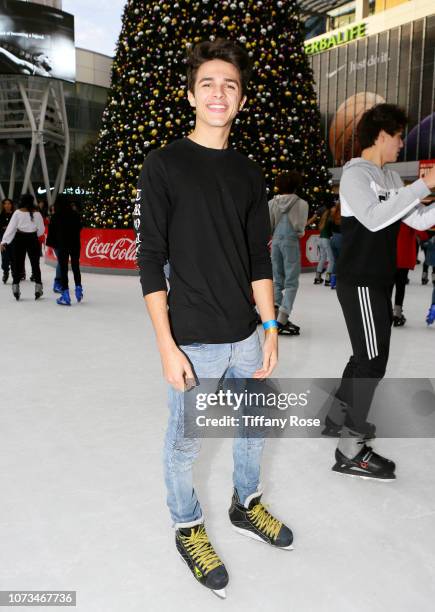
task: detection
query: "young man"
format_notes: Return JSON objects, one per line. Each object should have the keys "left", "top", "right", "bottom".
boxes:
{"left": 327, "top": 104, "right": 435, "bottom": 479}
{"left": 134, "top": 39, "right": 292, "bottom": 599}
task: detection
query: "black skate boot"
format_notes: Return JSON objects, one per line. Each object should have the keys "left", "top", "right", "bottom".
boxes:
{"left": 332, "top": 444, "right": 395, "bottom": 481}
{"left": 176, "top": 520, "right": 229, "bottom": 599}
{"left": 314, "top": 271, "right": 323, "bottom": 284}
{"left": 35, "top": 283, "right": 43, "bottom": 300}
{"left": 229, "top": 489, "right": 293, "bottom": 550}
{"left": 393, "top": 313, "right": 406, "bottom": 327}
{"left": 2, "top": 271, "right": 8, "bottom": 284}
{"left": 278, "top": 321, "right": 300, "bottom": 336}
{"left": 12, "top": 283, "right": 20, "bottom": 300}
{"left": 422, "top": 271, "right": 428, "bottom": 285}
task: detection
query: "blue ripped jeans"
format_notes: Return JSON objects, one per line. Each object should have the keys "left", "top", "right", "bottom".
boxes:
{"left": 163, "top": 330, "right": 264, "bottom": 526}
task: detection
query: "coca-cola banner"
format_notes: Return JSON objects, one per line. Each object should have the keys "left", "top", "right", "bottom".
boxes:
{"left": 45, "top": 228, "right": 319, "bottom": 272}
{"left": 45, "top": 228, "right": 137, "bottom": 270}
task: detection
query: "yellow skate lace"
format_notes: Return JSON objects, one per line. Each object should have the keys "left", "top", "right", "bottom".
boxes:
{"left": 180, "top": 525, "right": 222, "bottom": 574}
{"left": 247, "top": 503, "right": 282, "bottom": 540}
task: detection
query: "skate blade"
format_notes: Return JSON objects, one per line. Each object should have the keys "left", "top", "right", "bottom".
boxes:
{"left": 232, "top": 525, "right": 294, "bottom": 550}
{"left": 212, "top": 588, "right": 226, "bottom": 599}
{"left": 332, "top": 464, "right": 396, "bottom": 481}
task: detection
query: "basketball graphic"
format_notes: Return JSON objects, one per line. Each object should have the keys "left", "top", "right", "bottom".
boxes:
{"left": 329, "top": 92, "right": 385, "bottom": 164}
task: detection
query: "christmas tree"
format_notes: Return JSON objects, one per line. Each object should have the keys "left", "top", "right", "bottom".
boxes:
{"left": 86, "top": 0, "right": 332, "bottom": 229}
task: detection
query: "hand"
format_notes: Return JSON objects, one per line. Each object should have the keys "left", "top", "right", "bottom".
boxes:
{"left": 253, "top": 330, "right": 278, "bottom": 379}
{"left": 0, "top": 243, "right": 6, "bottom": 252}
{"left": 422, "top": 167, "right": 435, "bottom": 190}
{"left": 160, "top": 344, "right": 195, "bottom": 392}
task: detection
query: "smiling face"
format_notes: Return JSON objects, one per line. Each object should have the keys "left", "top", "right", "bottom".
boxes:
{"left": 378, "top": 129, "right": 404, "bottom": 163}
{"left": 187, "top": 59, "right": 246, "bottom": 130}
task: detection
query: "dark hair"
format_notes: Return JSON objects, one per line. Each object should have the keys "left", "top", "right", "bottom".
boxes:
{"left": 19, "top": 193, "right": 36, "bottom": 220}
{"left": 357, "top": 104, "right": 408, "bottom": 150}
{"left": 186, "top": 39, "right": 252, "bottom": 96}
{"left": 275, "top": 171, "right": 303, "bottom": 195}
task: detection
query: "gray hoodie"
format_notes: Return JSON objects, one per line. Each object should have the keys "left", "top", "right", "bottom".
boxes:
{"left": 268, "top": 194, "right": 309, "bottom": 237}
{"left": 337, "top": 157, "right": 434, "bottom": 286}
{"left": 340, "top": 157, "right": 433, "bottom": 231}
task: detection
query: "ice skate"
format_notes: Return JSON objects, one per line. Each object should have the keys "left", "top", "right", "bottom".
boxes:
{"left": 421, "top": 272, "right": 428, "bottom": 285}
{"left": 2, "top": 271, "right": 8, "bottom": 284}
{"left": 332, "top": 444, "right": 395, "bottom": 481}
{"left": 393, "top": 313, "right": 406, "bottom": 327}
{"left": 324, "top": 272, "right": 331, "bottom": 287}
{"left": 176, "top": 520, "right": 229, "bottom": 599}
{"left": 12, "top": 283, "right": 20, "bottom": 300}
{"left": 53, "top": 279, "right": 62, "bottom": 294}
{"left": 75, "top": 285, "right": 83, "bottom": 303}
{"left": 278, "top": 321, "right": 300, "bottom": 335}
{"left": 229, "top": 489, "right": 293, "bottom": 550}
{"left": 330, "top": 273, "right": 337, "bottom": 289}
{"left": 56, "top": 289, "right": 71, "bottom": 306}
{"left": 35, "top": 283, "right": 43, "bottom": 300}
{"left": 314, "top": 271, "right": 323, "bottom": 284}
{"left": 426, "top": 304, "right": 435, "bottom": 325}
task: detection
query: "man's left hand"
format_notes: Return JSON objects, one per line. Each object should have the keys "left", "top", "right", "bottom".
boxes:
{"left": 253, "top": 330, "right": 278, "bottom": 379}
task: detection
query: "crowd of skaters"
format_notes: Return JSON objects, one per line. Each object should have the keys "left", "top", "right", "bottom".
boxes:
{"left": 1, "top": 182, "right": 434, "bottom": 325}
{"left": 0, "top": 193, "right": 83, "bottom": 306}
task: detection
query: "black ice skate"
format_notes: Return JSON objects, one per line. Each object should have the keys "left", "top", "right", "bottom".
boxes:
{"left": 229, "top": 489, "right": 293, "bottom": 550}
{"left": 12, "top": 283, "right": 20, "bottom": 300}
{"left": 314, "top": 272, "right": 324, "bottom": 284}
{"left": 35, "top": 283, "right": 43, "bottom": 300}
{"left": 176, "top": 520, "right": 229, "bottom": 599}
{"left": 393, "top": 313, "right": 406, "bottom": 327}
{"left": 278, "top": 321, "right": 300, "bottom": 335}
{"left": 332, "top": 445, "right": 396, "bottom": 481}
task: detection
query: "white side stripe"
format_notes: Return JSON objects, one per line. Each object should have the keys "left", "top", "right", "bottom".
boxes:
{"left": 363, "top": 287, "right": 379, "bottom": 358}
{"left": 357, "top": 287, "right": 373, "bottom": 360}
{"left": 360, "top": 287, "right": 376, "bottom": 359}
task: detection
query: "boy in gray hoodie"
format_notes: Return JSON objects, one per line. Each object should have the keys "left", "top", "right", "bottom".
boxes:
{"left": 269, "top": 171, "right": 309, "bottom": 335}
{"left": 326, "top": 104, "right": 435, "bottom": 480}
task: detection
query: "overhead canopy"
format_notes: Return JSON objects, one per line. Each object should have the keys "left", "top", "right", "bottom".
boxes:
{"left": 296, "top": 0, "right": 354, "bottom": 19}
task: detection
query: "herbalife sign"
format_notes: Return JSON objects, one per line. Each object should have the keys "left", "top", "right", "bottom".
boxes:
{"left": 304, "top": 22, "right": 367, "bottom": 56}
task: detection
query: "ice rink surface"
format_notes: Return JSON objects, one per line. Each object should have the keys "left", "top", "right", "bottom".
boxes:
{"left": 1, "top": 263, "right": 435, "bottom": 612}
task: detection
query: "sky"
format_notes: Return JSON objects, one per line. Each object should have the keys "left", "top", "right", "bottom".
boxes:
{"left": 62, "top": 0, "right": 126, "bottom": 57}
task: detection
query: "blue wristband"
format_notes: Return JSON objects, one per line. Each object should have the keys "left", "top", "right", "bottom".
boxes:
{"left": 262, "top": 319, "right": 278, "bottom": 330}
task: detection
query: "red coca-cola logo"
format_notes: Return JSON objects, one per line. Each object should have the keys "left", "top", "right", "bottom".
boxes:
{"left": 85, "top": 236, "right": 136, "bottom": 262}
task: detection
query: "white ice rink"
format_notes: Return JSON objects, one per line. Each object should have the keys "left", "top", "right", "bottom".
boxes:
{"left": 1, "top": 262, "right": 435, "bottom": 612}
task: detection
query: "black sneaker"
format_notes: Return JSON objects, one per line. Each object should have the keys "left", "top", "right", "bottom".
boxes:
{"left": 176, "top": 521, "right": 228, "bottom": 599}
{"left": 229, "top": 489, "right": 293, "bottom": 550}
{"left": 332, "top": 445, "right": 396, "bottom": 480}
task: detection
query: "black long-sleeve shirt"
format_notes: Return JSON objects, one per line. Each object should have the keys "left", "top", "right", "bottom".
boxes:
{"left": 134, "top": 138, "right": 272, "bottom": 345}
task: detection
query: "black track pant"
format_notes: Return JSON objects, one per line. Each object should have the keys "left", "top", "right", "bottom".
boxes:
{"left": 336, "top": 282, "right": 392, "bottom": 434}
{"left": 12, "top": 232, "right": 41, "bottom": 285}
{"left": 393, "top": 268, "right": 409, "bottom": 307}
{"left": 58, "top": 248, "right": 81, "bottom": 290}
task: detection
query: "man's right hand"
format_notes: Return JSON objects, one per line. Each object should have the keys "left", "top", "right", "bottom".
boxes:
{"left": 160, "top": 345, "right": 195, "bottom": 392}
{"left": 422, "top": 166, "right": 435, "bottom": 190}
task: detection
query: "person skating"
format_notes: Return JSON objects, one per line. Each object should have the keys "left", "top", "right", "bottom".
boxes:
{"left": 0, "top": 198, "right": 14, "bottom": 283}
{"left": 424, "top": 231, "right": 435, "bottom": 324}
{"left": 328, "top": 104, "right": 435, "bottom": 480}
{"left": 269, "top": 171, "right": 308, "bottom": 335}
{"left": 0, "top": 194, "right": 44, "bottom": 300}
{"left": 134, "top": 39, "right": 293, "bottom": 599}
{"left": 392, "top": 223, "right": 428, "bottom": 326}
{"left": 314, "top": 206, "right": 334, "bottom": 285}
{"left": 46, "top": 195, "right": 83, "bottom": 306}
